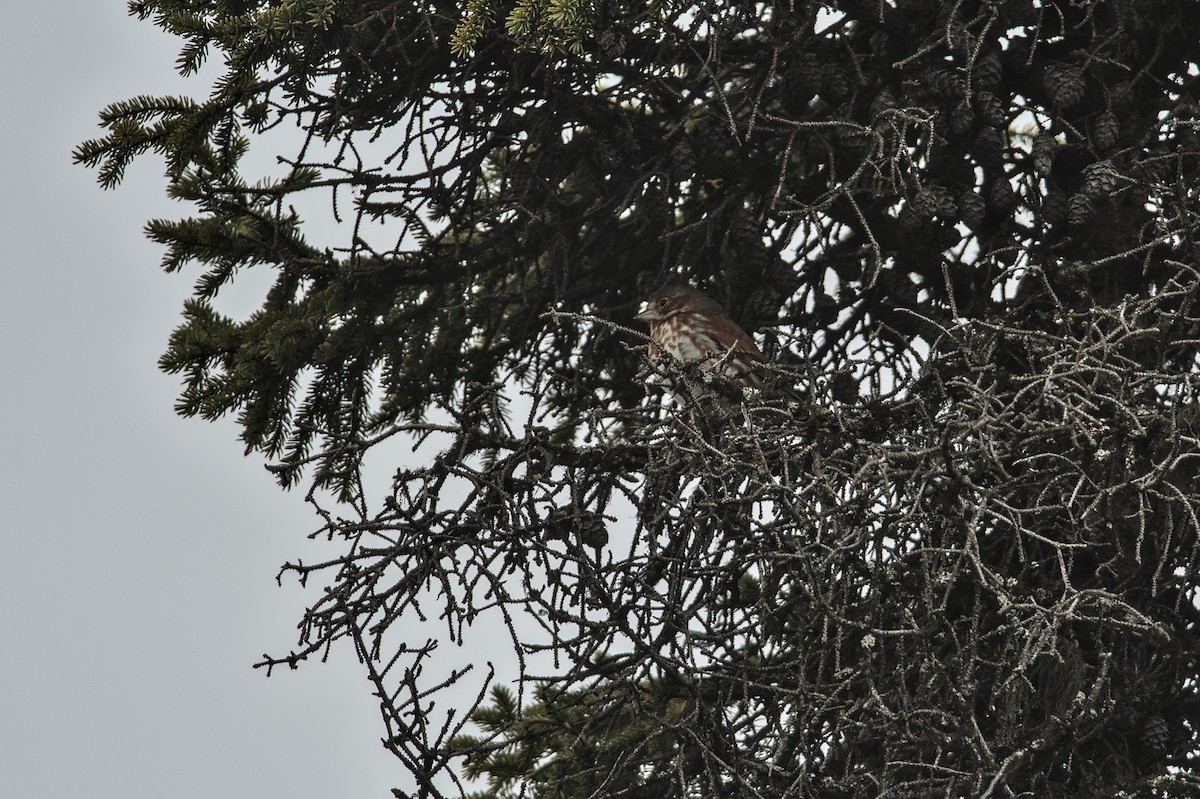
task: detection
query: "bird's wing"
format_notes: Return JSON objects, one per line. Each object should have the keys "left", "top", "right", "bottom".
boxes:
{"left": 700, "top": 313, "right": 766, "bottom": 360}
{"left": 687, "top": 313, "right": 763, "bottom": 387}
{"left": 705, "top": 315, "right": 801, "bottom": 399}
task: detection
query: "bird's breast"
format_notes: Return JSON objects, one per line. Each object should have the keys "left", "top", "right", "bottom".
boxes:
{"left": 652, "top": 313, "right": 719, "bottom": 361}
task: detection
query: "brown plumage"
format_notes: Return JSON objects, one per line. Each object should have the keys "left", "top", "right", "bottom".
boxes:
{"left": 635, "top": 283, "right": 791, "bottom": 396}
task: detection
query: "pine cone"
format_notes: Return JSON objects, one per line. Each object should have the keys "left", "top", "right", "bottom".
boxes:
{"left": 592, "top": 139, "right": 619, "bottom": 171}
{"left": 730, "top": 207, "right": 761, "bottom": 244}
{"left": 912, "top": 186, "right": 957, "bottom": 221}
{"left": 975, "top": 91, "right": 1007, "bottom": 128}
{"left": 1068, "top": 193, "right": 1094, "bottom": 226}
{"left": 988, "top": 179, "right": 1017, "bottom": 215}
{"left": 1093, "top": 110, "right": 1120, "bottom": 152}
{"left": 870, "top": 89, "right": 899, "bottom": 118}
{"left": 831, "top": 369, "right": 859, "bottom": 403}
{"left": 1109, "top": 81, "right": 1135, "bottom": 112}
{"left": 786, "top": 54, "right": 823, "bottom": 101}
{"left": 959, "top": 190, "right": 987, "bottom": 229}
{"left": 896, "top": 205, "right": 926, "bottom": 236}
{"left": 1044, "top": 63, "right": 1086, "bottom": 109}
{"left": 975, "top": 127, "right": 1006, "bottom": 168}
{"left": 1081, "top": 160, "right": 1123, "bottom": 197}
{"left": 1142, "top": 715, "right": 1170, "bottom": 760}
{"left": 1040, "top": 189, "right": 1068, "bottom": 227}
{"left": 973, "top": 51, "right": 1004, "bottom": 90}
{"left": 927, "top": 69, "right": 966, "bottom": 101}
{"left": 578, "top": 512, "right": 609, "bottom": 549}
{"left": 948, "top": 101, "right": 975, "bottom": 136}
{"left": 598, "top": 28, "right": 626, "bottom": 59}
{"left": 1032, "top": 134, "right": 1059, "bottom": 175}
{"left": 671, "top": 139, "right": 697, "bottom": 175}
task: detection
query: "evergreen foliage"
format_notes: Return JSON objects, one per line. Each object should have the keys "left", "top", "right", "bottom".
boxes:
{"left": 79, "top": 0, "right": 1200, "bottom": 796}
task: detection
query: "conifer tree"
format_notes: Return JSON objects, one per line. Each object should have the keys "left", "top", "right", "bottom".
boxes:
{"left": 79, "top": 1, "right": 1200, "bottom": 796}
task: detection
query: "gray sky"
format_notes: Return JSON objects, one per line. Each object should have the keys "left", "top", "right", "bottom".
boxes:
{"left": 2, "top": 6, "right": 403, "bottom": 796}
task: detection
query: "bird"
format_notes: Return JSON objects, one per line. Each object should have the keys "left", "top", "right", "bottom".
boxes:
{"left": 635, "top": 283, "right": 795, "bottom": 399}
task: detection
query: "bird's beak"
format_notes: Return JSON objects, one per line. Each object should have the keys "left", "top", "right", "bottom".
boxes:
{"left": 635, "top": 302, "right": 656, "bottom": 324}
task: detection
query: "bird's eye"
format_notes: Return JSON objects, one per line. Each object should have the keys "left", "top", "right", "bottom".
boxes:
{"left": 656, "top": 297, "right": 668, "bottom": 308}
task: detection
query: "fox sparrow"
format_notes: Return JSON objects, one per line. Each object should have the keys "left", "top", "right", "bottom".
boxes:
{"left": 635, "top": 283, "right": 793, "bottom": 397}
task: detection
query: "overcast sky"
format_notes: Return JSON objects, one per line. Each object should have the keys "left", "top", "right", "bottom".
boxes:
{"left": 2, "top": 6, "right": 407, "bottom": 797}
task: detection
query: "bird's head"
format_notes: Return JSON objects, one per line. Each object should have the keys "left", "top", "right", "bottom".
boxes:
{"left": 635, "top": 283, "right": 724, "bottom": 324}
